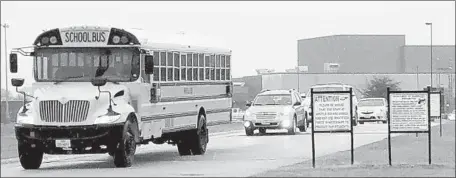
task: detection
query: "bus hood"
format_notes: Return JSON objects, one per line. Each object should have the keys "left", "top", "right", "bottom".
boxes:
{"left": 32, "top": 82, "right": 128, "bottom": 101}
{"left": 17, "top": 82, "right": 132, "bottom": 126}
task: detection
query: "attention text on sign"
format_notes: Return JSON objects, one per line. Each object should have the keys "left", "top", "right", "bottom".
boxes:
{"left": 313, "top": 93, "right": 352, "bottom": 132}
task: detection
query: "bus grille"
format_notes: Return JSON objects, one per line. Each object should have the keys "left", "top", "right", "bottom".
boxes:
{"left": 255, "top": 112, "right": 277, "bottom": 120}
{"left": 39, "top": 100, "right": 90, "bottom": 122}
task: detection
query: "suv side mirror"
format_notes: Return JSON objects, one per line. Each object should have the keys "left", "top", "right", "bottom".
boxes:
{"left": 11, "top": 78, "right": 24, "bottom": 87}
{"left": 246, "top": 102, "right": 252, "bottom": 107}
{"left": 10, "top": 53, "right": 18, "bottom": 73}
{"left": 145, "top": 55, "right": 154, "bottom": 75}
{"left": 294, "top": 102, "right": 301, "bottom": 106}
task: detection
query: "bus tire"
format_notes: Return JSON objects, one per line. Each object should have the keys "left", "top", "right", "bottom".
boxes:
{"left": 177, "top": 140, "right": 191, "bottom": 156}
{"left": 113, "top": 120, "right": 137, "bottom": 168}
{"left": 18, "top": 142, "right": 43, "bottom": 170}
{"left": 189, "top": 114, "right": 208, "bottom": 155}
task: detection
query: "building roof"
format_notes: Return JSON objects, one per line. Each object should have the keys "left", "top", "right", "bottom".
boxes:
{"left": 298, "top": 34, "right": 405, "bottom": 42}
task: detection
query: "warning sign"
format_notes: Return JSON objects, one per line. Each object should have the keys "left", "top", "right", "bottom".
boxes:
{"left": 430, "top": 93, "right": 441, "bottom": 117}
{"left": 389, "top": 93, "right": 429, "bottom": 132}
{"left": 312, "top": 93, "right": 352, "bottom": 132}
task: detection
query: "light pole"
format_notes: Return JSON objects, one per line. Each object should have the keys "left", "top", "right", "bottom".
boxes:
{"left": 425, "top": 22, "right": 433, "bottom": 90}
{"left": 2, "top": 23, "right": 9, "bottom": 123}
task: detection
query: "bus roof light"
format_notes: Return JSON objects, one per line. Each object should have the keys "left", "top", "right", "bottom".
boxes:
{"left": 41, "top": 37, "right": 50, "bottom": 45}
{"left": 112, "top": 36, "right": 120, "bottom": 44}
{"left": 50, "top": 36, "right": 58, "bottom": 44}
{"left": 120, "top": 36, "right": 128, "bottom": 44}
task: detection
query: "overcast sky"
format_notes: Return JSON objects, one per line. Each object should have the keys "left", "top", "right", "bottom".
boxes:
{"left": 1, "top": 1, "right": 455, "bottom": 88}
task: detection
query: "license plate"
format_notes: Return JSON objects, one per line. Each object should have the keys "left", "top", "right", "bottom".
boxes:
{"left": 55, "top": 140, "right": 71, "bottom": 148}
{"left": 261, "top": 122, "right": 270, "bottom": 125}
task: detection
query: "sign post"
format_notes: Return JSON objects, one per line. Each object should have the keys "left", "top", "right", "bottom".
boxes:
{"left": 387, "top": 87, "right": 432, "bottom": 165}
{"left": 311, "top": 88, "right": 354, "bottom": 168}
{"left": 430, "top": 91, "right": 442, "bottom": 137}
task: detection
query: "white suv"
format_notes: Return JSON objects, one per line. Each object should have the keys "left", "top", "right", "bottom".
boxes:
{"left": 302, "top": 83, "right": 359, "bottom": 127}
{"left": 243, "top": 89, "right": 308, "bottom": 136}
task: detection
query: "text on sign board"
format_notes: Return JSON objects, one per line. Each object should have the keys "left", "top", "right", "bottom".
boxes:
{"left": 389, "top": 93, "right": 429, "bottom": 132}
{"left": 312, "top": 93, "right": 352, "bottom": 132}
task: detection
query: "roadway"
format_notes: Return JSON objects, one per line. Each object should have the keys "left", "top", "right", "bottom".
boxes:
{"left": 1, "top": 122, "right": 440, "bottom": 177}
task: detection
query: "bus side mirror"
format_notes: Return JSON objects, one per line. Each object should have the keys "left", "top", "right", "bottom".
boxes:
{"left": 11, "top": 78, "right": 24, "bottom": 87}
{"left": 145, "top": 55, "right": 154, "bottom": 75}
{"left": 91, "top": 78, "right": 107, "bottom": 87}
{"left": 10, "top": 53, "right": 18, "bottom": 73}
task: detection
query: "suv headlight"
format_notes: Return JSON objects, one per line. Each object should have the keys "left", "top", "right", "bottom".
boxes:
{"left": 278, "top": 108, "right": 292, "bottom": 116}
{"left": 278, "top": 112, "right": 290, "bottom": 116}
{"left": 245, "top": 110, "right": 254, "bottom": 117}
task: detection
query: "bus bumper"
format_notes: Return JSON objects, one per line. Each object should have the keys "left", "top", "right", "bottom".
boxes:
{"left": 14, "top": 123, "right": 124, "bottom": 155}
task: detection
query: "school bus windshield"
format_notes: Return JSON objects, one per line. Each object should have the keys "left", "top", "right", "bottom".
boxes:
{"left": 34, "top": 48, "right": 140, "bottom": 82}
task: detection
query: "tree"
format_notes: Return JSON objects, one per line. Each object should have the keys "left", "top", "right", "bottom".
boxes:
{"left": 361, "top": 76, "right": 401, "bottom": 99}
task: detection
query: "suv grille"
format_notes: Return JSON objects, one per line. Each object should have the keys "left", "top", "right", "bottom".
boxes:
{"left": 39, "top": 100, "right": 90, "bottom": 122}
{"left": 255, "top": 112, "right": 277, "bottom": 120}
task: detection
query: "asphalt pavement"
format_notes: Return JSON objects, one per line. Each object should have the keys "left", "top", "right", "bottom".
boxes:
{"left": 2, "top": 121, "right": 446, "bottom": 177}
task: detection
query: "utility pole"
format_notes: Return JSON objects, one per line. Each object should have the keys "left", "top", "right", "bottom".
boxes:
{"left": 425, "top": 22, "right": 433, "bottom": 90}
{"left": 2, "top": 23, "right": 10, "bottom": 123}
{"left": 416, "top": 66, "right": 420, "bottom": 89}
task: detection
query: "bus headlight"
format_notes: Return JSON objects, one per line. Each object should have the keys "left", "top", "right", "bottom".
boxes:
{"left": 17, "top": 114, "right": 34, "bottom": 125}
{"left": 95, "top": 114, "right": 121, "bottom": 124}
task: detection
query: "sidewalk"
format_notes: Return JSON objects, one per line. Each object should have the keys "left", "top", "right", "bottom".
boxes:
{"left": 254, "top": 121, "right": 455, "bottom": 177}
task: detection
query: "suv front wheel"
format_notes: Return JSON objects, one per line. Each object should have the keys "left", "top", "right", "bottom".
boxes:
{"left": 287, "top": 117, "right": 297, "bottom": 135}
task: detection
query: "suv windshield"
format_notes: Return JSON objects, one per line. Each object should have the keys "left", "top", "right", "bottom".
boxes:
{"left": 312, "top": 86, "right": 345, "bottom": 92}
{"left": 358, "top": 99, "right": 385, "bottom": 107}
{"left": 254, "top": 94, "right": 292, "bottom": 106}
{"left": 34, "top": 48, "right": 140, "bottom": 82}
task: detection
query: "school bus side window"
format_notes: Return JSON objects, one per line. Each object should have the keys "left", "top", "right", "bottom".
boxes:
{"left": 221, "top": 55, "right": 226, "bottom": 80}
{"left": 174, "top": 52, "right": 180, "bottom": 81}
{"left": 193, "top": 53, "right": 198, "bottom": 81}
{"left": 153, "top": 51, "right": 159, "bottom": 81}
{"left": 210, "top": 55, "right": 215, "bottom": 80}
{"left": 226, "top": 55, "right": 231, "bottom": 80}
{"left": 141, "top": 54, "right": 150, "bottom": 83}
{"left": 205, "top": 55, "right": 210, "bottom": 80}
{"left": 160, "top": 52, "right": 166, "bottom": 81}
{"left": 181, "top": 54, "right": 187, "bottom": 81}
{"left": 167, "top": 52, "right": 174, "bottom": 81}
{"left": 198, "top": 54, "right": 204, "bottom": 80}
{"left": 187, "top": 53, "right": 193, "bottom": 81}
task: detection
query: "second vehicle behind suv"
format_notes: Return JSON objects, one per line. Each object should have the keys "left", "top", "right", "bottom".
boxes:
{"left": 243, "top": 89, "right": 308, "bottom": 136}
